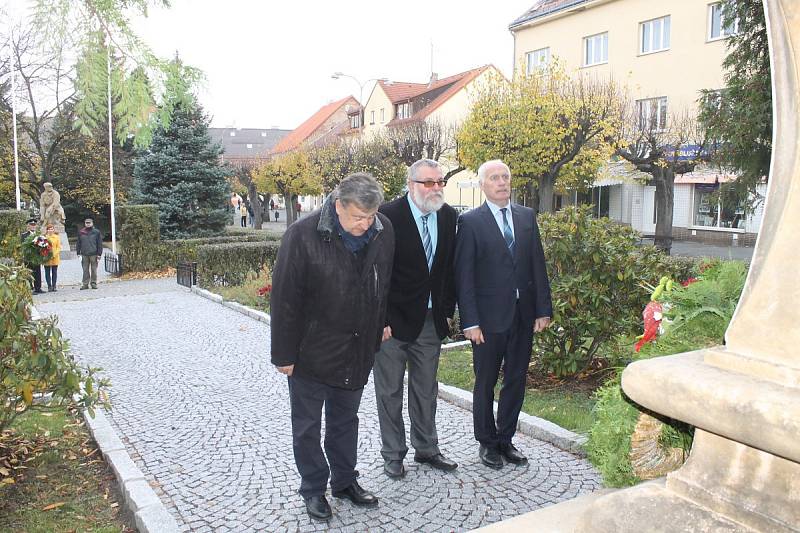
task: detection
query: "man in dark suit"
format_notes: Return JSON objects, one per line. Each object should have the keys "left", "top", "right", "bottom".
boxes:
{"left": 21, "top": 218, "right": 43, "bottom": 294}
{"left": 374, "top": 159, "right": 459, "bottom": 479}
{"left": 454, "top": 159, "right": 552, "bottom": 469}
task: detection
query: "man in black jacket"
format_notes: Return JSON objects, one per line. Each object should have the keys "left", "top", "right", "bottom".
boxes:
{"left": 21, "top": 218, "right": 43, "bottom": 294}
{"left": 270, "top": 173, "right": 395, "bottom": 521}
{"left": 374, "top": 159, "right": 458, "bottom": 479}
{"left": 76, "top": 218, "right": 103, "bottom": 290}
{"left": 455, "top": 160, "right": 552, "bottom": 470}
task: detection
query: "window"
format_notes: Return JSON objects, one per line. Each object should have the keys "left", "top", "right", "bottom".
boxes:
{"left": 380, "top": 108, "right": 385, "bottom": 122}
{"left": 349, "top": 113, "right": 361, "bottom": 129}
{"left": 709, "top": 3, "right": 739, "bottom": 40}
{"left": 640, "top": 15, "right": 671, "bottom": 54}
{"left": 261, "top": 132, "right": 267, "bottom": 137}
{"left": 583, "top": 33, "right": 608, "bottom": 66}
{"left": 526, "top": 47, "right": 551, "bottom": 74}
{"left": 229, "top": 131, "right": 236, "bottom": 137}
{"left": 370, "top": 110, "right": 375, "bottom": 125}
{"left": 637, "top": 97, "right": 668, "bottom": 131}
{"left": 396, "top": 102, "right": 412, "bottom": 120}
{"left": 246, "top": 143, "right": 253, "bottom": 149}
{"left": 693, "top": 184, "right": 746, "bottom": 229}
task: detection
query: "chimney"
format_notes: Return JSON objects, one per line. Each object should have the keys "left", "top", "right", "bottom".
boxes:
{"left": 429, "top": 72, "right": 439, "bottom": 86}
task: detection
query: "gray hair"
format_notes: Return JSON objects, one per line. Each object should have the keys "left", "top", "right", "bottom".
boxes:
{"left": 336, "top": 172, "right": 384, "bottom": 210}
{"left": 477, "top": 159, "right": 511, "bottom": 184}
{"left": 408, "top": 159, "right": 442, "bottom": 182}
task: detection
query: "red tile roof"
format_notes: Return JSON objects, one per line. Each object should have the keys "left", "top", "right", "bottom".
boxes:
{"left": 271, "top": 96, "right": 359, "bottom": 155}
{"left": 384, "top": 65, "right": 497, "bottom": 126}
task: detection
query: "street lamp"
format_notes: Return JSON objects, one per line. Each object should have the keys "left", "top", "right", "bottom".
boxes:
{"left": 331, "top": 72, "right": 387, "bottom": 128}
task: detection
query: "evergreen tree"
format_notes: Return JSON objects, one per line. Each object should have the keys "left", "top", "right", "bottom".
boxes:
{"left": 133, "top": 97, "right": 229, "bottom": 239}
{"left": 699, "top": 0, "right": 771, "bottom": 205}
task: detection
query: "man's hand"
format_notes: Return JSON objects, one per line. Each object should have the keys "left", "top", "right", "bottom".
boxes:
{"left": 276, "top": 364, "right": 294, "bottom": 376}
{"left": 382, "top": 326, "right": 392, "bottom": 342}
{"left": 534, "top": 317, "right": 551, "bottom": 333}
{"left": 464, "top": 327, "right": 485, "bottom": 345}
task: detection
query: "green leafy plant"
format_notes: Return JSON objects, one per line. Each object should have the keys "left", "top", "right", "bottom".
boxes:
{"left": 0, "top": 210, "right": 27, "bottom": 263}
{"left": 0, "top": 263, "right": 110, "bottom": 433}
{"left": 535, "top": 206, "right": 697, "bottom": 377}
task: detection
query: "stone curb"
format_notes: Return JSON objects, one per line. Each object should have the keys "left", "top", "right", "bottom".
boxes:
{"left": 187, "top": 290, "right": 586, "bottom": 456}
{"left": 30, "top": 303, "right": 181, "bottom": 533}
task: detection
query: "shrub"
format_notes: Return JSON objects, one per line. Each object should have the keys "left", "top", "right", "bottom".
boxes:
{"left": 535, "top": 206, "right": 694, "bottom": 377}
{"left": 585, "top": 260, "right": 747, "bottom": 487}
{"left": 117, "top": 204, "right": 160, "bottom": 270}
{"left": 196, "top": 241, "right": 280, "bottom": 288}
{"left": 0, "top": 263, "right": 110, "bottom": 432}
{"left": 0, "top": 210, "right": 28, "bottom": 262}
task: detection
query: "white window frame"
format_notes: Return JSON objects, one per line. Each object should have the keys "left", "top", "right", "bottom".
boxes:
{"left": 380, "top": 108, "right": 385, "bottom": 122}
{"left": 370, "top": 110, "right": 375, "bottom": 125}
{"left": 583, "top": 33, "right": 608, "bottom": 67}
{"left": 526, "top": 47, "right": 551, "bottom": 74}
{"left": 640, "top": 15, "right": 671, "bottom": 55}
{"left": 636, "top": 97, "right": 668, "bottom": 132}
{"left": 349, "top": 113, "right": 361, "bottom": 129}
{"left": 708, "top": 2, "right": 739, "bottom": 41}
{"left": 396, "top": 102, "right": 412, "bottom": 120}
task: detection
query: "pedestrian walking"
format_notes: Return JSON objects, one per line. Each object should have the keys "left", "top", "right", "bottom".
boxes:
{"left": 239, "top": 200, "right": 247, "bottom": 228}
{"left": 373, "top": 159, "right": 459, "bottom": 479}
{"left": 43, "top": 224, "right": 61, "bottom": 292}
{"left": 77, "top": 218, "right": 103, "bottom": 290}
{"left": 247, "top": 202, "right": 255, "bottom": 228}
{"left": 274, "top": 210, "right": 280, "bottom": 222}
{"left": 270, "top": 173, "right": 395, "bottom": 522}
{"left": 454, "top": 159, "right": 552, "bottom": 470}
{"left": 20, "top": 218, "right": 43, "bottom": 294}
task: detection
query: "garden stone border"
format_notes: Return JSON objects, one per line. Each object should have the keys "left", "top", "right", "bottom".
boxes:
{"left": 31, "top": 303, "right": 181, "bottom": 533}
{"left": 187, "top": 287, "right": 587, "bottom": 456}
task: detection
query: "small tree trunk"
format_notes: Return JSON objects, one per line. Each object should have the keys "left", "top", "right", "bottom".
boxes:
{"left": 653, "top": 169, "right": 675, "bottom": 254}
{"left": 537, "top": 175, "right": 555, "bottom": 214}
{"left": 282, "top": 193, "right": 294, "bottom": 228}
{"left": 247, "top": 182, "right": 263, "bottom": 229}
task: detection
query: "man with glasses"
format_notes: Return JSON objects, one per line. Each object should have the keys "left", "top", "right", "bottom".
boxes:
{"left": 454, "top": 160, "right": 552, "bottom": 469}
{"left": 271, "top": 173, "right": 395, "bottom": 521}
{"left": 373, "top": 159, "right": 459, "bottom": 479}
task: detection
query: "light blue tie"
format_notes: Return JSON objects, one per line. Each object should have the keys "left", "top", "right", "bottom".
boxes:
{"left": 500, "top": 208, "right": 515, "bottom": 253}
{"left": 422, "top": 214, "right": 433, "bottom": 270}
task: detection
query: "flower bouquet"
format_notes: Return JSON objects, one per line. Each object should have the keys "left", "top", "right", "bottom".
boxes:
{"left": 22, "top": 234, "right": 53, "bottom": 266}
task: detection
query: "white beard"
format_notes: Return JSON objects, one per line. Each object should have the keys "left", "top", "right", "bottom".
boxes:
{"left": 412, "top": 189, "right": 445, "bottom": 213}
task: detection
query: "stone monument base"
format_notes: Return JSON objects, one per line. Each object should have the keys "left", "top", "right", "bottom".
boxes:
{"left": 58, "top": 232, "right": 74, "bottom": 260}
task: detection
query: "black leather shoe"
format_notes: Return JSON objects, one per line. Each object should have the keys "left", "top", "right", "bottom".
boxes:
{"left": 332, "top": 480, "right": 379, "bottom": 507}
{"left": 499, "top": 443, "right": 528, "bottom": 465}
{"left": 384, "top": 460, "right": 405, "bottom": 479}
{"left": 479, "top": 445, "right": 504, "bottom": 469}
{"left": 304, "top": 495, "right": 332, "bottom": 521}
{"left": 414, "top": 453, "right": 458, "bottom": 471}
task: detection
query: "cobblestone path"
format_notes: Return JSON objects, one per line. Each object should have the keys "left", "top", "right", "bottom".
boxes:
{"left": 39, "top": 280, "right": 601, "bottom": 532}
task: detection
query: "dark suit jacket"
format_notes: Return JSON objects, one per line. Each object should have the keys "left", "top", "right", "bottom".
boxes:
{"left": 454, "top": 202, "right": 552, "bottom": 334}
{"left": 379, "top": 195, "right": 457, "bottom": 341}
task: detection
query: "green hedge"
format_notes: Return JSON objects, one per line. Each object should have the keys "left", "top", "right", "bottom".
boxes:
{"left": 0, "top": 210, "right": 28, "bottom": 263}
{"left": 196, "top": 241, "right": 280, "bottom": 288}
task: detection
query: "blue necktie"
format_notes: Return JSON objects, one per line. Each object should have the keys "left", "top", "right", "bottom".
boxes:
{"left": 500, "top": 208, "right": 515, "bottom": 253}
{"left": 422, "top": 214, "right": 433, "bottom": 270}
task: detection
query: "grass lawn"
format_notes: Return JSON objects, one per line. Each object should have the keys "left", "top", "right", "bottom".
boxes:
{"left": 438, "top": 348, "right": 597, "bottom": 435}
{"left": 0, "top": 407, "right": 133, "bottom": 532}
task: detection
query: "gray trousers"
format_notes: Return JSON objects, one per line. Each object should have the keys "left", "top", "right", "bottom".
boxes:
{"left": 81, "top": 255, "right": 98, "bottom": 286}
{"left": 373, "top": 311, "right": 442, "bottom": 461}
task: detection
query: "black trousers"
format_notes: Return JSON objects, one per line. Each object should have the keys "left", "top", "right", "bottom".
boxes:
{"left": 471, "top": 302, "right": 534, "bottom": 449}
{"left": 44, "top": 265, "right": 58, "bottom": 289}
{"left": 288, "top": 375, "right": 363, "bottom": 498}
{"left": 25, "top": 263, "right": 42, "bottom": 292}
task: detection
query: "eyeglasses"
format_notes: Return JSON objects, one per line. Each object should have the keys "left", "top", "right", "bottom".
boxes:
{"left": 410, "top": 179, "right": 448, "bottom": 188}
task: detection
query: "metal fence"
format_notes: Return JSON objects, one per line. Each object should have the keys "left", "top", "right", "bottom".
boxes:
{"left": 104, "top": 253, "right": 123, "bottom": 277}
{"left": 177, "top": 261, "right": 197, "bottom": 288}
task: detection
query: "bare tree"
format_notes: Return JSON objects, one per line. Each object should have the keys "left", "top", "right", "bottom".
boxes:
{"left": 617, "top": 104, "right": 709, "bottom": 253}
{"left": 380, "top": 118, "right": 464, "bottom": 180}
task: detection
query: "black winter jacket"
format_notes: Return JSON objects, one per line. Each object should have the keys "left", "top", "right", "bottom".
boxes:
{"left": 270, "top": 197, "right": 395, "bottom": 390}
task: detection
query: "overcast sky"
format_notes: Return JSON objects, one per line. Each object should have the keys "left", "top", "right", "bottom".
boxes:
{"left": 126, "top": 0, "right": 534, "bottom": 130}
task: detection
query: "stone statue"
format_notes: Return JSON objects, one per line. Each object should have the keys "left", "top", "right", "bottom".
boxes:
{"left": 39, "top": 182, "right": 66, "bottom": 232}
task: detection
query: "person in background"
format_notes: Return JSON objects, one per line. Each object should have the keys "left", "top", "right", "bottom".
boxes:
{"left": 76, "top": 218, "right": 103, "bottom": 290}
{"left": 247, "top": 201, "right": 255, "bottom": 228}
{"left": 20, "top": 218, "right": 43, "bottom": 294}
{"left": 239, "top": 200, "right": 247, "bottom": 228}
{"left": 43, "top": 224, "right": 61, "bottom": 292}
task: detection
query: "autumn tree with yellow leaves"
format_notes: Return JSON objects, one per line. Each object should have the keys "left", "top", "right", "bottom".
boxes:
{"left": 253, "top": 149, "right": 322, "bottom": 228}
{"left": 457, "top": 63, "right": 623, "bottom": 213}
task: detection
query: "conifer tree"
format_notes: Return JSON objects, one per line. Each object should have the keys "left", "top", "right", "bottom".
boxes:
{"left": 133, "top": 96, "right": 229, "bottom": 239}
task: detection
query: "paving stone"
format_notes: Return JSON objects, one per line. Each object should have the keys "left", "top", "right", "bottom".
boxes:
{"left": 40, "top": 280, "right": 602, "bottom": 531}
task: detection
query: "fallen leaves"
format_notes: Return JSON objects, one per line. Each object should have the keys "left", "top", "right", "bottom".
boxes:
{"left": 121, "top": 267, "right": 176, "bottom": 280}
{"left": 41, "top": 501, "right": 66, "bottom": 511}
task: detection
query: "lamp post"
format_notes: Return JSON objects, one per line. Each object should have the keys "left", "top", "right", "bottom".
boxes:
{"left": 330, "top": 72, "right": 387, "bottom": 128}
